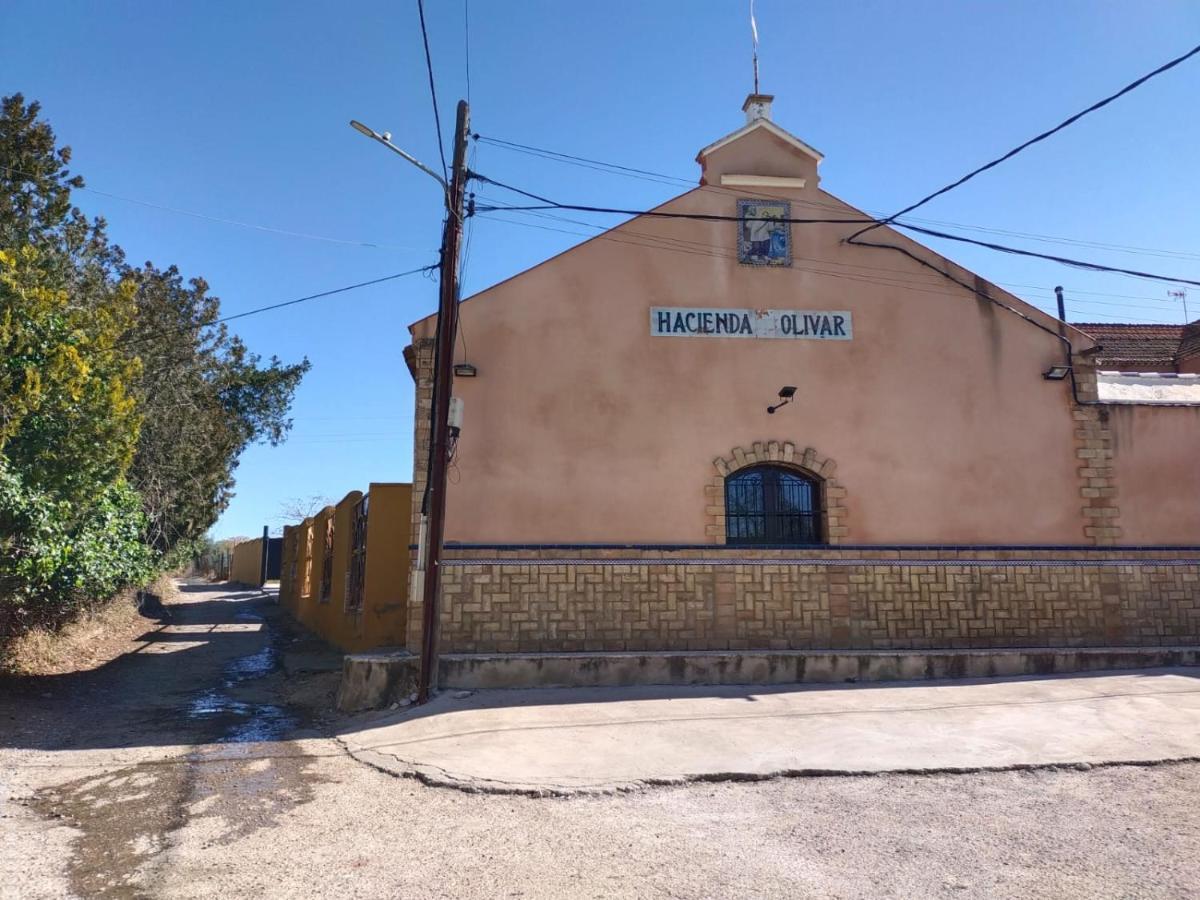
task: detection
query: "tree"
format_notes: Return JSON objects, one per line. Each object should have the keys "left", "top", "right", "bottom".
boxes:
{"left": 0, "top": 93, "right": 309, "bottom": 633}
{"left": 126, "top": 263, "right": 310, "bottom": 552}
{"left": 0, "top": 94, "right": 124, "bottom": 308}
{"left": 0, "top": 246, "right": 141, "bottom": 505}
{"left": 1, "top": 92, "right": 310, "bottom": 556}
{"left": 276, "top": 495, "right": 334, "bottom": 523}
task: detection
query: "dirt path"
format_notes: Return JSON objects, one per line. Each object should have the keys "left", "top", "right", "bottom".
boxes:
{"left": 0, "top": 580, "right": 341, "bottom": 899}
{"left": 4, "top": 581, "right": 1200, "bottom": 899}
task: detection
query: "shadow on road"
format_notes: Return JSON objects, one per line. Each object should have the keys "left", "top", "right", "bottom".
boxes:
{"left": 3, "top": 580, "right": 343, "bottom": 899}
{"left": 1, "top": 582, "right": 340, "bottom": 753}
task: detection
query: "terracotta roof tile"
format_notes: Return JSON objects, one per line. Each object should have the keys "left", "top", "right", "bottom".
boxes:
{"left": 1180, "top": 322, "right": 1200, "bottom": 362}
{"left": 1074, "top": 322, "right": 1188, "bottom": 368}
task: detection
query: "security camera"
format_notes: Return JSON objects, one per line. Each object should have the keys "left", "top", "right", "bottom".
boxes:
{"left": 382, "top": 131, "right": 392, "bottom": 142}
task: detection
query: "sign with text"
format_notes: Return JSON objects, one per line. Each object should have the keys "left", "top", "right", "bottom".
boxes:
{"left": 650, "top": 307, "right": 853, "bottom": 340}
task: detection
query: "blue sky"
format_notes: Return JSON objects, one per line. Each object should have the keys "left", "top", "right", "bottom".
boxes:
{"left": 5, "top": 1, "right": 1199, "bottom": 539}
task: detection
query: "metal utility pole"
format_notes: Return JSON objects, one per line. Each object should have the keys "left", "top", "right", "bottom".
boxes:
{"left": 417, "top": 100, "right": 471, "bottom": 704}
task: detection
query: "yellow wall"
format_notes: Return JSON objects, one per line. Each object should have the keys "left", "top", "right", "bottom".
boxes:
{"left": 229, "top": 538, "right": 264, "bottom": 586}
{"left": 274, "top": 485, "right": 411, "bottom": 652}
{"left": 279, "top": 526, "right": 297, "bottom": 613}
{"left": 359, "top": 482, "right": 412, "bottom": 650}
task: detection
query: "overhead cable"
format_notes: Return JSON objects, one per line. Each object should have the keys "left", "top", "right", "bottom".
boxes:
{"left": 116, "top": 265, "right": 437, "bottom": 350}
{"left": 896, "top": 223, "right": 1200, "bottom": 288}
{"left": 475, "top": 177, "right": 1200, "bottom": 288}
{"left": 850, "top": 40, "right": 1200, "bottom": 240}
{"left": 416, "top": 0, "right": 450, "bottom": 180}
{"left": 477, "top": 135, "right": 1200, "bottom": 260}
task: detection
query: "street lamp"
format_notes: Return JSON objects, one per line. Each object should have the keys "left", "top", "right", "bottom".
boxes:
{"left": 348, "top": 119, "right": 448, "bottom": 192}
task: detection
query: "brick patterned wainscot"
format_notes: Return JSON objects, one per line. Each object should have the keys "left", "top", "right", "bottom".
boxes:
{"left": 437, "top": 547, "right": 1200, "bottom": 653}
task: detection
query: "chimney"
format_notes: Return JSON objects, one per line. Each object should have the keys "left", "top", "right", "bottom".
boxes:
{"left": 742, "top": 93, "right": 774, "bottom": 124}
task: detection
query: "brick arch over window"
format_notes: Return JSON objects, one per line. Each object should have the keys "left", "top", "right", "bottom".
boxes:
{"left": 706, "top": 442, "right": 849, "bottom": 544}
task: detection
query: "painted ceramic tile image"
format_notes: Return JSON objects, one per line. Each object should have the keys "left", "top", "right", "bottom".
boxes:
{"left": 738, "top": 199, "right": 791, "bottom": 266}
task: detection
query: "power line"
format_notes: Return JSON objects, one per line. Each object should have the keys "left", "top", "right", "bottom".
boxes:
{"left": 472, "top": 173, "right": 869, "bottom": 224}
{"left": 901, "top": 215, "right": 1200, "bottom": 263}
{"left": 851, "top": 40, "right": 1200, "bottom": 240}
{"left": 116, "top": 265, "right": 437, "bottom": 350}
{"left": 478, "top": 209, "right": 1184, "bottom": 323}
{"left": 1002, "top": 284, "right": 1184, "bottom": 304}
{"left": 896, "top": 223, "right": 1200, "bottom": 289}
{"left": 474, "top": 174, "right": 1200, "bottom": 288}
{"left": 0, "top": 164, "right": 426, "bottom": 250}
{"left": 481, "top": 196, "right": 1190, "bottom": 305}
{"left": 478, "top": 199, "right": 1185, "bottom": 308}
{"left": 477, "top": 198, "right": 955, "bottom": 286}
{"left": 416, "top": 0, "right": 449, "bottom": 181}
{"left": 475, "top": 135, "right": 694, "bottom": 188}
{"left": 476, "top": 135, "right": 1200, "bottom": 261}
{"left": 216, "top": 265, "right": 437, "bottom": 324}
{"left": 478, "top": 212, "right": 1017, "bottom": 303}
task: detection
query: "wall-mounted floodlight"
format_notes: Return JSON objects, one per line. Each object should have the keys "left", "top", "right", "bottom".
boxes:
{"left": 453, "top": 363, "right": 478, "bottom": 377}
{"left": 767, "top": 385, "right": 797, "bottom": 414}
{"left": 1043, "top": 365, "right": 1072, "bottom": 381}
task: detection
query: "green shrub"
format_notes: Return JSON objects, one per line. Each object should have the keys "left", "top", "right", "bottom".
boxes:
{"left": 0, "top": 461, "right": 158, "bottom": 635}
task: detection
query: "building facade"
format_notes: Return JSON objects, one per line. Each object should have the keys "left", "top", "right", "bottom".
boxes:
{"left": 403, "top": 96, "right": 1200, "bottom": 657}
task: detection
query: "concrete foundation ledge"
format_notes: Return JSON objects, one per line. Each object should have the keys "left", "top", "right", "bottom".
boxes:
{"left": 439, "top": 647, "right": 1200, "bottom": 691}
{"left": 336, "top": 646, "right": 1200, "bottom": 710}
{"left": 336, "top": 649, "right": 418, "bottom": 713}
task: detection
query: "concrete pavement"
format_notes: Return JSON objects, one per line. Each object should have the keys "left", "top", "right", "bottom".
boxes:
{"left": 339, "top": 669, "right": 1200, "bottom": 795}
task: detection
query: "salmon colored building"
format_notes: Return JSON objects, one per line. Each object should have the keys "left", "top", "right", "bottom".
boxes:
{"left": 402, "top": 96, "right": 1200, "bottom": 659}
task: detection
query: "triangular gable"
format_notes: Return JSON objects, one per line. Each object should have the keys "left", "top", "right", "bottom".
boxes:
{"left": 696, "top": 118, "right": 824, "bottom": 165}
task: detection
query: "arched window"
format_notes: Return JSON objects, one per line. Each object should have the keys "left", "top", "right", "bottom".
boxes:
{"left": 725, "top": 465, "right": 822, "bottom": 545}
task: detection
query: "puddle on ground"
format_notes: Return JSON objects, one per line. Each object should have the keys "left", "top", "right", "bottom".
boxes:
{"left": 183, "top": 622, "right": 297, "bottom": 744}
{"left": 30, "top": 596, "right": 328, "bottom": 898}
{"left": 30, "top": 747, "right": 327, "bottom": 899}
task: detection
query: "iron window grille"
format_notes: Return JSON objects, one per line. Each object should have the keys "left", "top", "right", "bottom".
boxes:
{"left": 301, "top": 524, "right": 314, "bottom": 598}
{"left": 725, "top": 464, "right": 822, "bottom": 545}
{"left": 287, "top": 533, "right": 297, "bottom": 592}
{"left": 319, "top": 517, "right": 334, "bottom": 602}
{"left": 346, "top": 494, "right": 369, "bottom": 613}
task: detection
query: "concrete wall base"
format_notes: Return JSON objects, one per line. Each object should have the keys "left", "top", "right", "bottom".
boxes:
{"left": 438, "top": 647, "right": 1200, "bottom": 691}
{"left": 338, "top": 647, "right": 1200, "bottom": 710}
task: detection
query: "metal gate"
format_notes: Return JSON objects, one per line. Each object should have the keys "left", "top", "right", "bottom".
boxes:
{"left": 265, "top": 538, "right": 282, "bottom": 580}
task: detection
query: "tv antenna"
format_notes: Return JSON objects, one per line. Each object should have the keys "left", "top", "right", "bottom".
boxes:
{"left": 1169, "top": 289, "right": 1189, "bottom": 323}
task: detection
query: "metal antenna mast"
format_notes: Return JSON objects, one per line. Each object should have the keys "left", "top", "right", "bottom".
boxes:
{"left": 750, "top": 0, "right": 760, "bottom": 94}
{"left": 1169, "top": 289, "right": 1189, "bottom": 323}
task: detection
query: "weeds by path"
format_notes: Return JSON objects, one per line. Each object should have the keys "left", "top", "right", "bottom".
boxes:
{"left": 1, "top": 575, "right": 180, "bottom": 677}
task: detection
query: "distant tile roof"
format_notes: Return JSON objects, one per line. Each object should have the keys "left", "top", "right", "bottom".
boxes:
{"left": 1074, "top": 322, "right": 1191, "bottom": 370}
{"left": 1180, "top": 322, "right": 1200, "bottom": 363}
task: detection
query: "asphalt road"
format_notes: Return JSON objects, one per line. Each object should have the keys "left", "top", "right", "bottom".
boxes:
{"left": 3, "top": 581, "right": 1199, "bottom": 899}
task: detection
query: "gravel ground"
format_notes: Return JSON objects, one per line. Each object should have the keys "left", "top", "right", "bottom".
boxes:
{"left": 4, "top": 581, "right": 1199, "bottom": 900}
